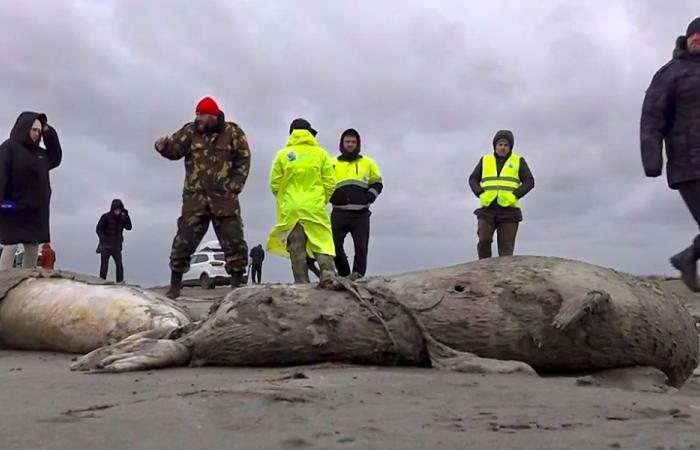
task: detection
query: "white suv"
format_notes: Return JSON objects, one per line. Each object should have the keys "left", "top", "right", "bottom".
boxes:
{"left": 182, "top": 251, "right": 229, "bottom": 289}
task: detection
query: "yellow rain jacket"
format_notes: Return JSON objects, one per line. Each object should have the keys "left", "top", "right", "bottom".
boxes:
{"left": 266, "top": 130, "right": 336, "bottom": 258}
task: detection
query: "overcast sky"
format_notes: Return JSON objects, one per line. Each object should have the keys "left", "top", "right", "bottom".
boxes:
{"left": 0, "top": 0, "right": 697, "bottom": 286}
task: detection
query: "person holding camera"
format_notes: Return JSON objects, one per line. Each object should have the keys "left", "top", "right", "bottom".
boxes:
{"left": 96, "top": 199, "right": 132, "bottom": 283}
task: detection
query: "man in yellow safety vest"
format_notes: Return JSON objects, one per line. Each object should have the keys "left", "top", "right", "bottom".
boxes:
{"left": 468, "top": 130, "right": 535, "bottom": 259}
{"left": 330, "top": 128, "right": 383, "bottom": 280}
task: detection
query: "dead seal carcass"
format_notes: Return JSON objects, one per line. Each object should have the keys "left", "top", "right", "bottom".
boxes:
{"left": 0, "top": 270, "right": 191, "bottom": 354}
{"left": 72, "top": 257, "right": 699, "bottom": 386}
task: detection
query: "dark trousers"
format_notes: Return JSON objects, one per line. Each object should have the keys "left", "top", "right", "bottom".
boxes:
{"left": 332, "top": 209, "right": 370, "bottom": 277}
{"left": 678, "top": 180, "right": 700, "bottom": 256}
{"left": 100, "top": 248, "right": 124, "bottom": 282}
{"left": 251, "top": 263, "right": 262, "bottom": 284}
{"left": 477, "top": 218, "right": 519, "bottom": 259}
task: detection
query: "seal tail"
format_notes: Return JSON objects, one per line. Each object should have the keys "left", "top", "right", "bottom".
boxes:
{"left": 551, "top": 290, "right": 611, "bottom": 331}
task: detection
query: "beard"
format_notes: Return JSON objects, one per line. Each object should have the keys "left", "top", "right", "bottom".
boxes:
{"left": 196, "top": 118, "right": 217, "bottom": 133}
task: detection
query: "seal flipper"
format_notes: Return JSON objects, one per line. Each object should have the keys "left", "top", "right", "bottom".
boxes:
{"left": 426, "top": 334, "right": 536, "bottom": 375}
{"left": 552, "top": 290, "right": 611, "bottom": 331}
{"left": 93, "top": 339, "right": 191, "bottom": 373}
{"left": 71, "top": 329, "right": 191, "bottom": 373}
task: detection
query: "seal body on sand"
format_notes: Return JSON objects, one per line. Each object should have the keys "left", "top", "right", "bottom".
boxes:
{"left": 69, "top": 257, "right": 699, "bottom": 386}
{"left": 0, "top": 271, "right": 191, "bottom": 354}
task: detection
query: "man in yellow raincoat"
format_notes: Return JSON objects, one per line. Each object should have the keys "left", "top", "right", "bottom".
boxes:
{"left": 267, "top": 119, "right": 337, "bottom": 285}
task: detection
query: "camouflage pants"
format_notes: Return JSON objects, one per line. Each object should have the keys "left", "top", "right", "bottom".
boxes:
{"left": 170, "top": 212, "right": 248, "bottom": 274}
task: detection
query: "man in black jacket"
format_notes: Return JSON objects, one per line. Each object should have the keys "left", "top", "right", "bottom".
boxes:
{"left": 641, "top": 17, "right": 700, "bottom": 292}
{"left": 96, "top": 199, "right": 132, "bottom": 283}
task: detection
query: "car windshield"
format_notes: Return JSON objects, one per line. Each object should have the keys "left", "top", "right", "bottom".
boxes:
{"left": 214, "top": 253, "right": 225, "bottom": 261}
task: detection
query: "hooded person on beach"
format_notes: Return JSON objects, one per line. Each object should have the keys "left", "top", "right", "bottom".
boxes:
{"left": 641, "top": 17, "right": 700, "bottom": 292}
{"left": 96, "top": 199, "right": 132, "bottom": 282}
{"left": 267, "top": 118, "right": 337, "bottom": 286}
{"left": 468, "top": 130, "right": 535, "bottom": 259}
{"left": 0, "top": 112, "right": 62, "bottom": 270}
{"left": 249, "top": 244, "right": 265, "bottom": 284}
{"left": 329, "top": 128, "right": 383, "bottom": 279}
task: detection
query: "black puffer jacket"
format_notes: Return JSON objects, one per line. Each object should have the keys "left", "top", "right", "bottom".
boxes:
{"left": 0, "top": 112, "right": 62, "bottom": 244}
{"left": 96, "top": 199, "right": 132, "bottom": 252}
{"left": 641, "top": 35, "right": 700, "bottom": 189}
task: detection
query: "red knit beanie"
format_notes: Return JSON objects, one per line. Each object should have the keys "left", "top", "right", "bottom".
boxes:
{"left": 195, "top": 97, "right": 220, "bottom": 116}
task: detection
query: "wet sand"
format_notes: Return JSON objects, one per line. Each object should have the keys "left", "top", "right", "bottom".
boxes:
{"left": 1, "top": 282, "right": 700, "bottom": 449}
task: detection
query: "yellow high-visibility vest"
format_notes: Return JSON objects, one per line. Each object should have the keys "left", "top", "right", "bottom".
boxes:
{"left": 479, "top": 153, "right": 521, "bottom": 208}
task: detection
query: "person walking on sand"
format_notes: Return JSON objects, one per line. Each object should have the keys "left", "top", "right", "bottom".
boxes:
{"left": 641, "top": 17, "right": 700, "bottom": 292}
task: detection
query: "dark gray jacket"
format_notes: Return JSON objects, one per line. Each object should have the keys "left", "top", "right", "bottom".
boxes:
{"left": 641, "top": 35, "right": 700, "bottom": 189}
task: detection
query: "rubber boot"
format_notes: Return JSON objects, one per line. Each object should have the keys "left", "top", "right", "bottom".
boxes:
{"left": 229, "top": 271, "right": 245, "bottom": 289}
{"left": 316, "top": 254, "right": 340, "bottom": 289}
{"left": 291, "top": 253, "right": 311, "bottom": 283}
{"left": 165, "top": 271, "right": 183, "bottom": 299}
{"left": 670, "top": 245, "right": 700, "bottom": 292}
{"left": 288, "top": 224, "right": 310, "bottom": 284}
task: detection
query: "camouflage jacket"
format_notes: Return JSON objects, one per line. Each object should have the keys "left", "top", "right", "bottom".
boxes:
{"left": 160, "top": 119, "right": 251, "bottom": 216}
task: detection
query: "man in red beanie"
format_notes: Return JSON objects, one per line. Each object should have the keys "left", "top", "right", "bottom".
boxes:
{"left": 155, "top": 97, "right": 251, "bottom": 299}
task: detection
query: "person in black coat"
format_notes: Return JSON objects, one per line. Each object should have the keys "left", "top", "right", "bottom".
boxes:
{"left": 96, "top": 199, "right": 132, "bottom": 282}
{"left": 641, "top": 17, "right": 700, "bottom": 291}
{"left": 249, "top": 244, "right": 265, "bottom": 284}
{"left": 0, "top": 112, "right": 62, "bottom": 270}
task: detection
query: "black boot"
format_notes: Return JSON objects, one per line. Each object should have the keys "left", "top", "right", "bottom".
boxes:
{"left": 670, "top": 246, "right": 700, "bottom": 292}
{"left": 165, "top": 271, "right": 183, "bottom": 299}
{"left": 230, "top": 271, "right": 245, "bottom": 289}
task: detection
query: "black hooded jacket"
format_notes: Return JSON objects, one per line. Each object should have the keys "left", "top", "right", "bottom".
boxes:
{"left": 96, "top": 199, "right": 132, "bottom": 251}
{"left": 250, "top": 245, "right": 265, "bottom": 265}
{"left": 641, "top": 35, "right": 700, "bottom": 188}
{"left": 0, "top": 112, "right": 62, "bottom": 244}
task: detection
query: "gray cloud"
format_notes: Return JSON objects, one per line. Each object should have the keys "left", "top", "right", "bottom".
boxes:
{"left": 0, "top": 0, "right": 698, "bottom": 286}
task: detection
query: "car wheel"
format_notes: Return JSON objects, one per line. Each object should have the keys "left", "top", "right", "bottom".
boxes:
{"left": 200, "top": 273, "right": 214, "bottom": 290}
